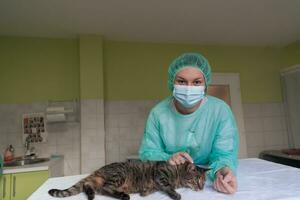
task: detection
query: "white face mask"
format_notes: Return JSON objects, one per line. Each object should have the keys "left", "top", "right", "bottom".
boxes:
{"left": 173, "top": 85, "right": 205, "bottom": 108}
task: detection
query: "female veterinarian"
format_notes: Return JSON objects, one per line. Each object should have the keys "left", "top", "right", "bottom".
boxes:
{"left": 139, "top": 52, "right": 239, "bottom": 194}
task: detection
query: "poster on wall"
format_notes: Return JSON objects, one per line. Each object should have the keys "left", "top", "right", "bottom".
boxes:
{"left": 22, "top": 113, "right": 47, "bottom": 144}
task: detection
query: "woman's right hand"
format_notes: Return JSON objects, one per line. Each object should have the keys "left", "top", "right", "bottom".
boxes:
{"left": 168, "top": 152, "right": 194, "bottom": 165}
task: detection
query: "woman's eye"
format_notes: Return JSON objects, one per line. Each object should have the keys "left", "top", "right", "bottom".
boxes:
{"left": 177, "top": 80, "right": 186, "bottom": 85}
{"left": 193, "top": 81, "right": 202, "bottom": 85}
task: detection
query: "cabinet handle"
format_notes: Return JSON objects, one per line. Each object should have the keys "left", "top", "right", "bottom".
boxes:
{"left": 2, "top": 176, "right": 6, "bottom": 198}
{"left": 13, "top": 176, "right": 16, "bottom": 197}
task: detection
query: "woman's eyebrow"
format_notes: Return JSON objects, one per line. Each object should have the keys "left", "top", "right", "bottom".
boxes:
{"left": 176, "top": 76, "right": 187, "bottom": 80}
{"left": 193, "top": 77, "right": 203, "bottom": 81}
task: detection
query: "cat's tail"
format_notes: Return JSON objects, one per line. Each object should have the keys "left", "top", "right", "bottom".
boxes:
{"left": 48, "top": 181, "right": 84, "bottom": 198}
{"left": 48, "top": 176, "right": 105, "bottom": 198}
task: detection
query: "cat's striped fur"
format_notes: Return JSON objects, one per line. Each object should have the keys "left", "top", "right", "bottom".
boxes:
{"left": 48, "top": 160, "right": 208, "bottom": 200}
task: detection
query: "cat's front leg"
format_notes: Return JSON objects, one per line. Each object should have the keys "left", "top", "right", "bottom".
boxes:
{"left": 162, "top": 187, "right": 181, "bottom": 200}
{"left": 155, "top": 177, "right": 181, "bottom": 200}
{"left": 139, "top": 187, "right": 154, "bottom": 196}
{"left": 83, "top": 184, "right": 96, "bottom": 200}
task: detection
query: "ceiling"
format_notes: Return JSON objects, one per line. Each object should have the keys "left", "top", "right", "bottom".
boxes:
{"left": 0, "top": 0, "right": 300, "bottom": 46}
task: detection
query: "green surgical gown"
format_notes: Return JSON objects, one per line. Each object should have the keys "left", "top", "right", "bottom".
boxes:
{"left": 139, "top": 96, "right": 239, "bottom": 180}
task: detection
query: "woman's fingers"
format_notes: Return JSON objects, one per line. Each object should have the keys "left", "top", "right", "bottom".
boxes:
{"left": 221, "top": 180, "right": 235, "bottom": 194}
{"left": 169, "top": 155, "right": 181, "bottom": 165}
{"left": 214, "top": 169, "right": 237, "bottom": 194}
{"left": 222, "top": 170, "right": 237, "bottom": 193}
{"left": 216, "top": 173, "right": 228, "bottom": 193}
{"left": 169, "top": 159, "right": 176, "bottom": 165}
{"left": 168, "top": 152, "right": 193, "bottom": 165}
{"left": 178, "top": 152, "right": 194, "bottom": 163}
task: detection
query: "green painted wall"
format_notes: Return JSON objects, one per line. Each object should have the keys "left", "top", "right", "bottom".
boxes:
{"left": 281, "top": 41, "right": 300, "bottom": 68}
{"left": 79, "top": 35, "right": 104, "bottom": 100}
{"left": 0, "top": 36, "right": 79, "bottom": 104}
{"left": 1, "top": 36, "right": 298, "bottom": 104}
{"left": 104, "top": 41, "right": 283, "bottom": 103}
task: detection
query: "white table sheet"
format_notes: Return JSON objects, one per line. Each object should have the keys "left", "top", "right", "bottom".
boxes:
{"left": 28, "top": 158, "right": 300, "bottom": 200}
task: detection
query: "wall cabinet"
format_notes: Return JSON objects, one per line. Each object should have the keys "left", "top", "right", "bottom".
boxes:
{"left": 0, "top": 170, "right": 48, "bottom": 200}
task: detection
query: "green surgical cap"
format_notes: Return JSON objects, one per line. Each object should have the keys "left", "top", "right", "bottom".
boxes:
{"left": 168, "top": 53, "right": 212, "bottom": 91}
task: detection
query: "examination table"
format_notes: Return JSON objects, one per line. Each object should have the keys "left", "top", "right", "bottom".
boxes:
{"left": 28, "top": 158, "right": 300, "bottom": 200}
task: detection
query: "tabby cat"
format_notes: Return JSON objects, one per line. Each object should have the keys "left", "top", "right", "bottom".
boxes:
{"left": 48, "top": 160, "right": 208, "bottom": 200}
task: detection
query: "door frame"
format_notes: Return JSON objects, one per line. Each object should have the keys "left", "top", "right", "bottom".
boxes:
{"left": 281, "top": 64, "right": 300, "bottom": 148}
{"left": 211, "top": 73, "right": 248, "bottom": 158}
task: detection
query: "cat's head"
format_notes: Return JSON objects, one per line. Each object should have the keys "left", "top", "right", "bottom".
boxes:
{"left": 180, "top": 162, "right": 210, "bottom": 191}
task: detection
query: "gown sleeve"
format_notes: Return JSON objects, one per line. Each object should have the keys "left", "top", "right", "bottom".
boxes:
{"left": 139, "top": 110, "right": 172, "bottom": 161}
{"left": 207, "top": 103, "right": 239, "bottom": 181}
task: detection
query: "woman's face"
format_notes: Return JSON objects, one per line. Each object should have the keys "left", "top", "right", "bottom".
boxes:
{"left": 174, "top": 67, "right": 205, "bottom": 87}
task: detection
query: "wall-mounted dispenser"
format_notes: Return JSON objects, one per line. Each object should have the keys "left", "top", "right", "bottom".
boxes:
{"left": 46, "top": 99, "right": 79, "bottom": 123}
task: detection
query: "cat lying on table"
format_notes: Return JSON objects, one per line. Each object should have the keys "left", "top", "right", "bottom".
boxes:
{"left": 49, "top": 160, "right": 208, "bottom": 200}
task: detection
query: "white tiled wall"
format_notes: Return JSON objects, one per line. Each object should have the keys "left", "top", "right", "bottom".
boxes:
{"left": 104, "top": 101, "right": 290, "bottom": 162}
{"left": 104, "top": 100, "right": 159, "bottom": 164}
{"left": 243, "top": 103, "right": 289, "bottom": 158}
{"left": 80, "top": 99, "right": 105, "bottom": 173}
{"left": 0, "top": 102, "right": 80, "bottom": 176}
{"left": 0, "top": 100, "right": 290, "bottom": 175}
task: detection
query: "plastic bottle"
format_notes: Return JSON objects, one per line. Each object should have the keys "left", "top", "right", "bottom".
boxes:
{"left": 0, "top": 154, "right": 3, "bottom": 175}
{"left": 4, "top": 145, "right": 15, "bottom": 162}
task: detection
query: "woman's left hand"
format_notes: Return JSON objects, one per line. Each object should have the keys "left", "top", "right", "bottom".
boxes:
{"left": 213, "top": 167, "right": 237, "bottom": 194}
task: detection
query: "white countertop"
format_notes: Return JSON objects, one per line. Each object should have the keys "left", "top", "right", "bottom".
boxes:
{"left": 29, "top": 158, "right": 300, "bottom": 200}
{"left": 3, "top": 165, "right": 49, "bottom": 174}
{"left": 3, "top": 155, "right": 63, "bottom": 174}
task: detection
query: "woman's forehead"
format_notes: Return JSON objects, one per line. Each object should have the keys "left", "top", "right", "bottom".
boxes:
{"left": 175, "top": 67, "right": 204, "bottom": 79}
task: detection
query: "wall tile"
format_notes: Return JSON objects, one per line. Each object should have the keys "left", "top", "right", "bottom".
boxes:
{"left": 118, "top": 114, "right": 136, "bottom": 128}
{"left": 105, "top": 100, "right": 156, "bottom": 163}
{"left": 264, "top": 131, "right": 285, "bottom": 147}
{"left": 119, "top": 127, "right": 136, "bottom": 140}
{"left": 81, "top": 100, "right": 97, "bottom": 115}
{"left": 263, "top": 117, "right": 283, "bottom": 131}
{"left": 105, "top": 114, "right": 119, "bottom": 128}
{"left": 81, "top": 99, "right": 105, "bottom": 173}
{"left": 119, "top": 140, "right": 141, "bottom": 158}
{"left": 243, "top": 102, "right": 289, "bottom": 158}
{"left": 81, "top": 114, "right": 97, "bottom": 129}
{"left": 261, "top": 103, "right": 282, "bottom": 117}
{"left": 245, "top": 132, "right": 264, "bottom": 148}
{"left": 247, "top": 146, "right": 265, "bottom": 158}
{"left": 281, "top": 117, "right": 288, "bottom": 131}
{"left": 106, "top": 127, "right": 119, "bottom": 142}
{"left": 105, "top": 141, "right": 120, "bottom": 164}
{"left": 243, "top": 104, "right": 262, "bottom": 118}
{"left": 244, "top": 118, "right": 263, "bottom": 132}
{"left": 97, "top": 100, "right": 104, "bottom": 114}
{"left": 118, "top": 101, "right": 139, "bottom": 114}
{"left": 105, "top": 101, "right": 121, "bottom": 114}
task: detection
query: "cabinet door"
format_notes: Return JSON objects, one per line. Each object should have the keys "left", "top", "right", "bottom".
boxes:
{"left": 11, "top": 170, "right": 48, "bottom": 200}
{"left": 0, "top": 174, "right": 11, "bottom": 200}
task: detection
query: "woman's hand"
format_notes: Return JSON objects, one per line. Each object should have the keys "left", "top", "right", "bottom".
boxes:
{"left": 213, "top": 167, "right": 237, "bottom": 194}
{"left": 168, "top": 152, "right": 193, "bottom": 165}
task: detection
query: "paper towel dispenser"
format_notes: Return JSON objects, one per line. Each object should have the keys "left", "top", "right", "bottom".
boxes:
{"left": 46, "top": 113, "right": 66, "bottom": 122}
{"left": 46, "top": 99, "right": 79, "bottom": 123}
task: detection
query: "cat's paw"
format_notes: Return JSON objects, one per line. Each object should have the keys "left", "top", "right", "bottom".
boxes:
{"left": 170, "top": 193, "right": 181, "bottom": 200}
{"left": 48, "top": 189, "right": 59, "bottom": 196}
{"left": 121, "top": 193, "right": 130, "bottom": 200}
{"left": 84, "top": 185, "right": 95, "bottom": 200}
